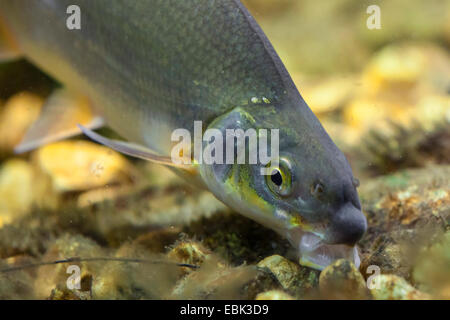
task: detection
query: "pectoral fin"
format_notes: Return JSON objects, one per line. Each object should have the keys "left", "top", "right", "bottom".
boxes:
{"left": 14, "top": 89, "right": 104, "bottom": 154}
{"left": 0, "top": 44, "right": 21, "bottom": 62}
{"left": 0, "top": 20, "right": 22, "bottom": 62}
{"left": 78, "top": 125, "right": 192, "bottom": 170}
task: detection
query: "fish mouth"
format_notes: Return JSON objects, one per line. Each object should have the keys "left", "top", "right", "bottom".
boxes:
{"left": 287, "top": 229, "right": 361, "bottom": 270}
{"left": 287, "top": 230, "right": 361, "bottom": 270}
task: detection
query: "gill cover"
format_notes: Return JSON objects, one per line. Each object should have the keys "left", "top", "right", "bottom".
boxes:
{"left": 199, "top": 107, "right": 285, "bottom": 231}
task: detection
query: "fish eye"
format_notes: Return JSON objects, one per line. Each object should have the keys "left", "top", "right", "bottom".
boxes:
{"left": 266, "top": 158, "right": 292, "bottom": 197}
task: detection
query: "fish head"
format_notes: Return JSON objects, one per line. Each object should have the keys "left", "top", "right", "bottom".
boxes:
{"left": 263, "top": 149, "right": 367, "bottom": 270}
{"left": 199, "top": 104, "right": 367, "bottom": 270}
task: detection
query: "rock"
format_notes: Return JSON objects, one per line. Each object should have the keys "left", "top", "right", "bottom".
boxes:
{"left": 0, "top": 159, "right": 35, "bottom": 226}
{"left": 359, "top": 165, "right": 449, "bottom": 280}
{"left": 0, "top": 216, "right": 56, "bottom": 259}
{"left": 0, "top": 92, "right": 43, "bottom": 154}
{"left": 257, "top": 255, "right": 299, "bottom": 289}
{"left": 255, "top": 290, "right": 294, "bottom": 300}
{"left": 170, "top": 256, "right": 258, "bottom": 300}
{"left": 370, "top": 274, "right": 430, "bottom": 300}
{"left": 243, "top": 269, "right": 282, "bottom": 300}
{"left": 92, "top": 244, "right": 181, "bottom": 300}
{"left": 34, "top": 234, "right": 105, "bottom": 299}
{"left": 0, "top": 262, "right": 35, "bottom": 299}
{"left": 412, "top": 232, "right": 450, "bottom": 299}
{"left": 319, "top": 259, "right": 370, "bottom": 299}
{"left": 48, "top": 284, "right": 90, "bottom": 300}
{"left": 32, "top": 140, "right": 133, "bottom": 192}
{"left": 257, "top": 254, "right": 319, "bottom": 297}
{"left": 167, "top": 240, "right": 213, "bottom": 275}
{"left": 361, "top": 242, "right": 410, "bottom": 280}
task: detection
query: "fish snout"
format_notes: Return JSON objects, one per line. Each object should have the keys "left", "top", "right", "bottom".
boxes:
{"left": 326, "top": 203, "right": 367, "bottom": 246}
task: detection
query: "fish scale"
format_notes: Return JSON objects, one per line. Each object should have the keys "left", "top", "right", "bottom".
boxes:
{"left": 1, "top": 0, "right": 288, "bottom": 142}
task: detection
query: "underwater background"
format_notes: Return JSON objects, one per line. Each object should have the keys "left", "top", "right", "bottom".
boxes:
{"left": 0, "top": 0, "right": 449, "bottom": 299}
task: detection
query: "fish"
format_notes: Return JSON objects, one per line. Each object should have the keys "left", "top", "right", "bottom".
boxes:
{"left": 0, "top": 0, "right": 367, "bottom": 270}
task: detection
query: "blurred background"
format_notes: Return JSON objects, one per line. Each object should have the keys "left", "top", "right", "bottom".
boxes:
{"left": 0, "top": 0, "right": 449, "bottom": 299}
{"left": 243, "top": 0, "right": 450, "bottom": 175}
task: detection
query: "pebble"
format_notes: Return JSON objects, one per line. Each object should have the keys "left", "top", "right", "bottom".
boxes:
{"left": 319, "top": 259, "right": 370, "bottom": 299}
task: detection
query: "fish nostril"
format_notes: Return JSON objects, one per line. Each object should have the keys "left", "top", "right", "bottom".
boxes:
{"left": 310, "top": 182, "right": 324, "bottom": 198}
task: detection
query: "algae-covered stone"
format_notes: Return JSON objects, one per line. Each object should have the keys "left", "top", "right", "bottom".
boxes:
{"left": 48, "top": 283, "right": 91, "bottom": 300}
{"left": 170, "top": 256, "right": 257, "bottom": 300}
{"left": 319, "top": 259, "right": 370, "bottom": 299}
{"left": 359, "top": 165, "right": 449, "bottom": 280}
{"left": 255, "top": 290, "right": 294, "bottom": 300}
{"left": 370, "top": 274, "right": 430, "bottom": 300}
{"left": 257, "top": 254, "right": 319, "bottom": 297}
{"left": 167, "top": 240, "right": 213, "bottom": 275}
{"left": 257, "top": 255, "right": 299, "bottom": 290}
{"left": 0, "top": 264, "right": 35, "bottom": 299}
{"left": 92, "top": 244, "right": 181, "bottom": 300}
{"left": 34, "top": 234, "right": 105, "bottom": 299}
{"left": 243, "top": 268, "right": 282, "bottom": 300}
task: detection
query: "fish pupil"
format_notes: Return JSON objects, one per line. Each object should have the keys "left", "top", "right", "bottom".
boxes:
{"left": 271, "top": 170, "right": 283, "bottom": 186}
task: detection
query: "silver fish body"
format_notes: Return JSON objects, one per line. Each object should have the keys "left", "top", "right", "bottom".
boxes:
{"left": 0, "top": 0, "right": 367, "bottom": 270}
{"left": 1, "top": 0, "right": 293, "bottom": 154}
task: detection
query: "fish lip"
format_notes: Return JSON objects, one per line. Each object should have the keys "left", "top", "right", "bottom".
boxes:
{"left": 327, "top": 203, "right": 368, "bottom": 245}
{"left": 296, "top": 231, "right": 361, "bottom": 270}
